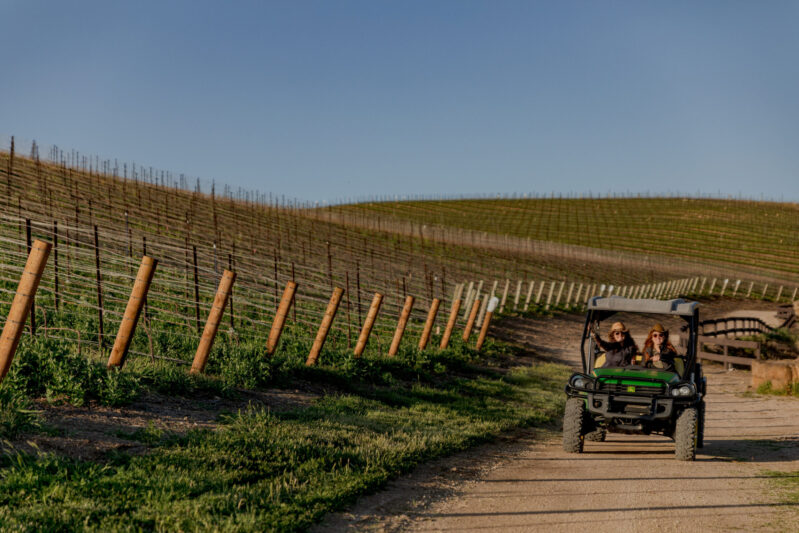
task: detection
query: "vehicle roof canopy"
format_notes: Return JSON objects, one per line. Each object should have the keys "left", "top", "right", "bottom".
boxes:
{"left": 586, "top": 296, "right": 699, "bottom": 318}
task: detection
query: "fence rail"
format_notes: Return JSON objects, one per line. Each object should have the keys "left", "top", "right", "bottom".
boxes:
{"left": 697, "top": 336, "right": 762, "bottom": 369}
{"left": 698, "top": 317, "right": 774, "bottom": 338}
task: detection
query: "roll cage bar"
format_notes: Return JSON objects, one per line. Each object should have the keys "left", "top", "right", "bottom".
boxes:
{"left": 580, "top": 297, "right": 700, "bottom": 375}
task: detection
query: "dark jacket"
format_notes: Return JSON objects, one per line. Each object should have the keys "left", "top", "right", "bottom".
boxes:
{"left": 596, "top": 338, "right": 638, "bottom": 367}
{"left": 644, "top": 346, "right": 677, "bottom": 372}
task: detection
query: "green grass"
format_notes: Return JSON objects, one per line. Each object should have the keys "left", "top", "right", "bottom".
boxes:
{"left": 766, "top": 470, "right": 799, "bottom": 532}
{"left": 764, "top": 328, "right": 799, "bottom": 346}
{"left": 0, "top": 325, "right": 569, "bottom": 531}
{"left": 755, "top": 381, "right": 799, "bottom": 397}
{"left": 768, "top": 471, "right": 799, "bottom": 503}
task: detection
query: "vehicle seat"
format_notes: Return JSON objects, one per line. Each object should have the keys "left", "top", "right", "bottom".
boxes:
{"left": 594, "top": 353, "right": 606, "bottom": 368}
{"left": 673, "top": 357, "right": 685, "bottom": 376}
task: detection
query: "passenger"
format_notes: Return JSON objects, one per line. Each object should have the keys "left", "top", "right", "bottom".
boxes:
{"left": 643, "top": 323, "right": 677, "bottom": 372}
{"left": 590, "top": 321, "right": 639, "bottom": 367}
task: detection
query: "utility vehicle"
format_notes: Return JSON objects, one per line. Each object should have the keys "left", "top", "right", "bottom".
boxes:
{"left": 563, "top": 297, "right": 706, "bottom": 461}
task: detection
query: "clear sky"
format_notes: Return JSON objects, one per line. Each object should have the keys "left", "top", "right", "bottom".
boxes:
{"left": 2, "top": 1, "right": 798, "bottom": 202}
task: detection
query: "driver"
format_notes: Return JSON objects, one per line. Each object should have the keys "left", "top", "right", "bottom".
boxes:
{"left": 643, "top": 323, "right": 677, "bottom": 372}
{"left": 590, "top": 321, "right": 639, "bottom": 367}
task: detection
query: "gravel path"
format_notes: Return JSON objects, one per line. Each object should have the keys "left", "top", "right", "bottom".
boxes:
{"left": 318, "top": 301, "right": 799, "bottom": 532}
{"left": 409, "top": 367, "right": 799, "bottom": 533}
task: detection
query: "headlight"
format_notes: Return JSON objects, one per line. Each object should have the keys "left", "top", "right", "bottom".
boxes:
{"left": 670, "top": 384, "right": 695, "bottom": 397}
{"left": 570, "top": 375, "right": 592, "bottom": 390}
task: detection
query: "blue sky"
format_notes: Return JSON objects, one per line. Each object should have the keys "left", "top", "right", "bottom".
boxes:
{"left": 2, "top": 1, "right": 798, "bottom": 202}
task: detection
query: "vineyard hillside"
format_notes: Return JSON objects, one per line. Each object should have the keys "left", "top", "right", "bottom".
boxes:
{"left": 327, "top": 197, "right": 799, "bottom": 283}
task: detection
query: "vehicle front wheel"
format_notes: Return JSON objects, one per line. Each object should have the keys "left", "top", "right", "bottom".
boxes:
{"left": 674, "top": 407, "right": 698, "bottom": 461}
{"left": 585, "top": 427, "right": 607, "bottom": 442}
{"left": 563, "top": 397, "right": 586, "bottom": 453}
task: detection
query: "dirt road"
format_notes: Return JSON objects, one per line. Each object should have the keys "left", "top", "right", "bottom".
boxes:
{"left": 318, "top": 302, "right": 799, "bottom": 532}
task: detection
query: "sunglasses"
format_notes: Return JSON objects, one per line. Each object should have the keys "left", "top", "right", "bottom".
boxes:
{"left": 652, "top": 332, "right": 665, "bottom": 338}
{"left": 612, "top": 331, "right": 625, "bottom": 336}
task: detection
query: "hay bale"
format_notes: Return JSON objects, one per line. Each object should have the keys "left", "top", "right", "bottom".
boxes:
{"left": 752, "top": 359, "right": 799, "bottom": 392}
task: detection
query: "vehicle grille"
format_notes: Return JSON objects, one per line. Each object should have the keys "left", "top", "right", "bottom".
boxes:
{"left": 597, "top": 382, "right": 663, "bottom": 395}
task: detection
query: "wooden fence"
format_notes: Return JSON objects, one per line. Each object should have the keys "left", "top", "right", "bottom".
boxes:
{"left": 697, "top": 335, "right": 762, "bottom": 369}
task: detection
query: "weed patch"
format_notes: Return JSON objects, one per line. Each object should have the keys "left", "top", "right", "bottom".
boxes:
{"left": 4, "top": 338, "right": 140, "bottom": 407}
{"left": 0, "top": 387, "right": 40, "bottom": 439}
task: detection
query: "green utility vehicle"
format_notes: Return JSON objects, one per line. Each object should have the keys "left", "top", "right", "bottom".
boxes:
{"left": 563, "top": 297, "right": 706, "bottom": 461}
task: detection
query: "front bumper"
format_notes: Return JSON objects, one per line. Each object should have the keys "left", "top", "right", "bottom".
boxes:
{"left": 586, "top": 392, "right": 674, "bottom": 421}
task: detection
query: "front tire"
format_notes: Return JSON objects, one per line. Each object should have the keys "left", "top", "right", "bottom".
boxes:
{"left": 585, "top": 427, "right": 607, "bottom": 442}
{"left": 675, "top": 407, "right": 698, "bottom": 461}
{"left": 563, "top": 397, "right": 586, "bottom": 453}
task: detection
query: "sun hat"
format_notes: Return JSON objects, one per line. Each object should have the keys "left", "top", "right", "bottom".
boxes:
{"left": 609, "top": 321, "right": 628, "bottom": 333}
{"left": 650, "top": 323, "right": 667, "bottom": 334}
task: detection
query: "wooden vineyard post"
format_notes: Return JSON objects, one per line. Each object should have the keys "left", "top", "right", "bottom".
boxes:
{"left": 555, "top": 281, "right": 565, "bottom": 308}
{"left": 266, "top": 280, "right": 297, "bottom": 356}
{"left": 535, "top": 282, "right": 545, "bottom": 304}
{"left": 107, "top": 256, "right": 158, "bottom": 368}
{"left": 440, "top": 298, "right": 462, "bottom": 349}
{"left": 389, "top": 295, "right": 414, "bottom": 356}
{"left": 476, "top": 297, "right": 489, "bottom": 328}
{"left": 190, "top": 269, "right": 236, "bottom": 374}
{"left": 306, "top": 287, "right": 344, "bottom": 366}
{"left": 732, "top": 280, "right": 741, "bottom": 297}
{"left": 524, "top": 281, "right": 535, "bottom": 311}
{"left": 461, "top": 281, "right": 475, "bottom": 320}
{"left": 499, "top": 280, "right": 509, "bottom": 313}
{"left": 462, "top": 298, "right": 481, "bottom": 341}
{"left": 476, "top": 297, "right": 499, "bottom": 351}
{"left": 565, "top": 282, "right": 575, "bottom": 308}
{"left": 545, "top": 281, "right": 555, "bottom": 309}
{"left": 0, "top": 240, "right": 51, "bottom": 382}
{"left": 418, "top": 298, "right": 441, "bottom": 350}
{"left": 354, "top": 293, "right": 383, "bottom": 358}
{"left": 720, "top": 279, "right": 729, "bottom": 297}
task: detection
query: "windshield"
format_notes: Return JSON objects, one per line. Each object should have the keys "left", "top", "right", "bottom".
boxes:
{"left": 585, "top": 311, "right": 689, "bottom": 376}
